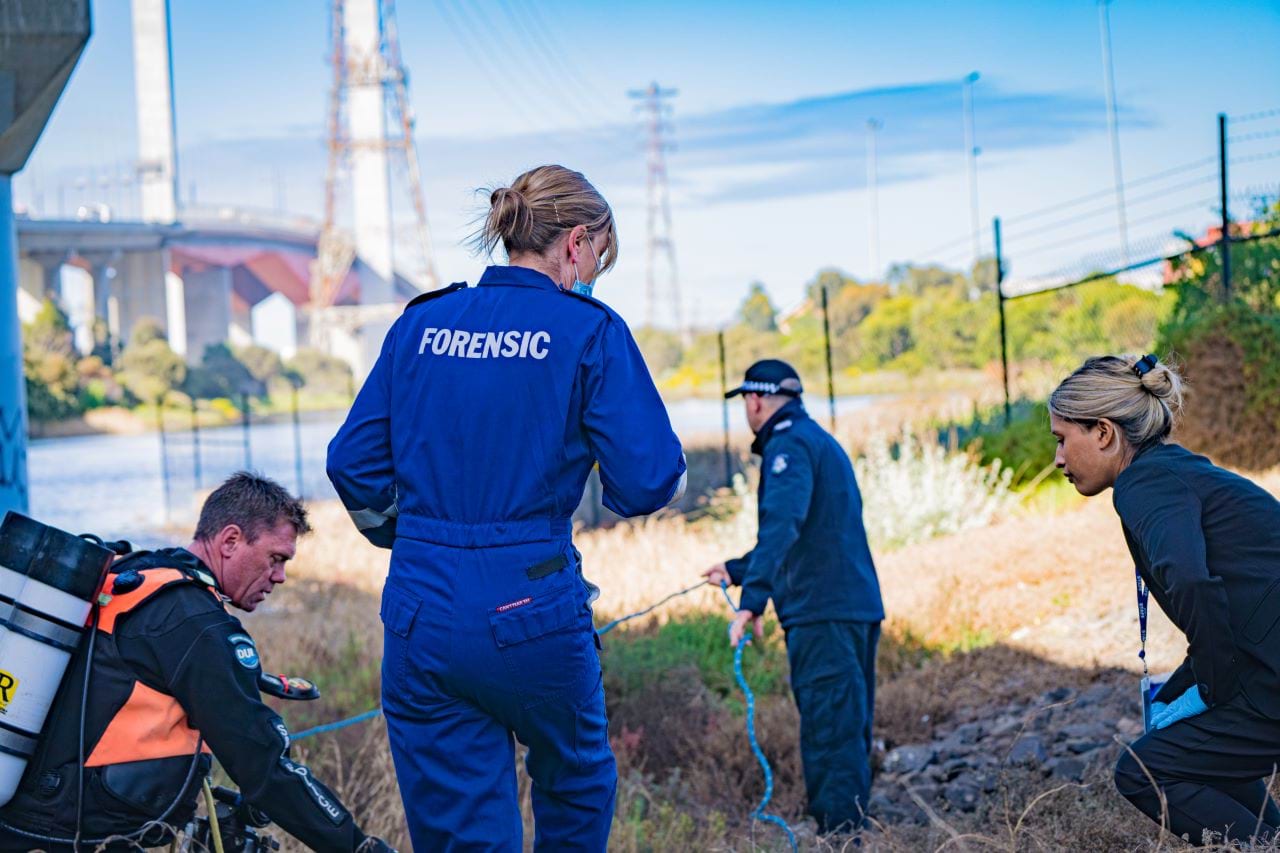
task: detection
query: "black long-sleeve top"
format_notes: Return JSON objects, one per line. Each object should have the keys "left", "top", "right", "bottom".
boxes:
{"left": 1114, "top": 442, "right": 1280, "bottom": 716}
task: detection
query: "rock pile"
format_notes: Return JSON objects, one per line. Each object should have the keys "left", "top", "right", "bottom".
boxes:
{"left": 870, "top": 681, "right": 1145, "bottom": 825}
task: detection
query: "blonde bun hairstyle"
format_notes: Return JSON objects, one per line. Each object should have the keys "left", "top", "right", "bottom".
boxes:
{"left": 1049, "top": 354, "right": 1185, "bottom": 449}
{"left": 473, "top": 165, "right": 618, "bottom": 273}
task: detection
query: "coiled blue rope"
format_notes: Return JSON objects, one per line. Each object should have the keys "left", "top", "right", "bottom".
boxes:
{"left": 720, "top": 583, "right": 799, "bottom": 853}
{"left": 292, "top": 581, "right": 798, "bottom": 851}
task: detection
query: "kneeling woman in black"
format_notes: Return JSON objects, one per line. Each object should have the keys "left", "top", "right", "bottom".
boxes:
{"left": 1050, "top": 354, "right": 1280, "bottom": 845}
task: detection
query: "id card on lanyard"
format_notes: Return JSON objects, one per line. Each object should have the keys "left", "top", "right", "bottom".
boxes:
{"left": 1136, "top": 569, "right": 1155, "bottom": 731}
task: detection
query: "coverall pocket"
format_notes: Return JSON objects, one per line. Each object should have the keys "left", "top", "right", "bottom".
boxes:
{"left": 380, "top": 584, "right": 421, "bottom": 689}
{"left": 489, "top": 588, "right": 596, "bottom": 710}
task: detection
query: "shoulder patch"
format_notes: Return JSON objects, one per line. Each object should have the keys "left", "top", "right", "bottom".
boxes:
{"left": 774, "top": 419, "right": 793, "bottom": 432}
{"left": 771, "top": 453, "right": 789, "bottom": 475}
{"left": 405, "top": 281, "right": 466, "bottom": 311}
{"left": 229, "top": 633, "right": 260, "bottom": 670}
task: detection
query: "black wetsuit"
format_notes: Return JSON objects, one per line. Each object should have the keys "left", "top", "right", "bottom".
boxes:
{"left": 0, "top": 548, "right": 368, "bottom": 852}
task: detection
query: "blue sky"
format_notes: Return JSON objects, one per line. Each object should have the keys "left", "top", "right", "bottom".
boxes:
{"left": 13, "top": 0, "right": 1280, "bottom": 326}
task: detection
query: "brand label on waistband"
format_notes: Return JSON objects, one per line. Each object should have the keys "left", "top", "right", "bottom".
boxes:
{"left": 496, "top": 597, "right": 533, "bottom": 613}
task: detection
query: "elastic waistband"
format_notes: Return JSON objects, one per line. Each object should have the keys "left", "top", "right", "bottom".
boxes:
{"left": 397, "top": 515, "right": 572, "bottom": 548}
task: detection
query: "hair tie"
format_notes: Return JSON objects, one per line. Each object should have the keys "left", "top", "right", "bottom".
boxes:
{"left": 1133, "top": 354, "right": 1159, "bottom": 378}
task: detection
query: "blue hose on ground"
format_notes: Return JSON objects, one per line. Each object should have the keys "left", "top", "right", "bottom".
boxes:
{"left": 292, "top": 581, "right": 800, "bottom": 851}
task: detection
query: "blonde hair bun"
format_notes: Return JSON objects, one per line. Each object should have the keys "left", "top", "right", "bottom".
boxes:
{"left": 1049, "top": 354, "right": 1186, "bottom": 449}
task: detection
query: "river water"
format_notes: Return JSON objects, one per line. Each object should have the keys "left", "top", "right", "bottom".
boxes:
{"left": 28, "top": 395, "right": 877, "bottom": 544}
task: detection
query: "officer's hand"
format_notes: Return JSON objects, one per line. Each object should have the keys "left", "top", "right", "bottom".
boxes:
{"left": 728, "top": 609, "right": 762, "bottom": 648}
{"left": 356, "top": 836, "right": 398, "bottom": 853}
{"left": 1151, "top": 686, "right": 1208, "bottom": 730}
{"left": 703, "top": 563, "right": 731, "bottom": 587}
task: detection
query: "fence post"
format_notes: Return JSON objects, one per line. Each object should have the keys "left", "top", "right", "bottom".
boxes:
{"left": 241, "top": 392, "right": 252, "bottom": 470}
{"left": 994, "top": 216, "right": 1011, "bottom": 426}
{"left": 718, "top": 329, "right": 732, "bottom": 489}
{"left": 156, "top": 397, "right": 171, "bottom": 524}
{"left": 292, "top": 384, "right": 304, "bottom": 499}
{"left": 190, "top": 398, "right": 201, "bottom": 490}
{"left": 821, "top": 285, "right": 836, "bottom": 432}
{"left": 1219, "top": 112, "right": 1231, "bottom": 301}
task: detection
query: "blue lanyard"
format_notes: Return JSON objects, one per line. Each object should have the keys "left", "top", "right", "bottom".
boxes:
{"left": 1135, "top": 568, "right": 1149, "bottom": 675}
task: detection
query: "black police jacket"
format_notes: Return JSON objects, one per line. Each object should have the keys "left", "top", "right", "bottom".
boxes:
{"left": 726, "top": 400, "right": 884, "bottom": 628}
{"left": 1115, "top": 442, "right": 1280, "bottom": 717}
{"left": 0, "top": 549, "right": 366, "bottom": 852}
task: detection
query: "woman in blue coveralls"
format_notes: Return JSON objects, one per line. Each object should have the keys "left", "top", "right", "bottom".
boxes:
{"left": 326, "top": 164, "right": 687, "bottom": 851}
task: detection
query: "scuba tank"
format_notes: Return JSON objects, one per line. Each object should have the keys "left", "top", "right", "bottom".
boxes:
{"left": 0, "top": 512, "right": 114, "bottom": 806}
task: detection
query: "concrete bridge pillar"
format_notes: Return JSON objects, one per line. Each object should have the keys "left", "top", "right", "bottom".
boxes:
{"left": 181, "top": 266, "right": 232, "bottom": 363}
{"left": 114, "top": 248, "right": 170, "bottom": 345}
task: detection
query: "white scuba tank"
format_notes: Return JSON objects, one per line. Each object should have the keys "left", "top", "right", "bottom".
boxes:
{"left": 0, "top": 513, "right": 113, "bottom": 806}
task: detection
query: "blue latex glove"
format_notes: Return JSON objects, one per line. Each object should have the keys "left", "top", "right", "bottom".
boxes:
{"left": 1151, "top": 687, "right": 1208, "bottom": 730}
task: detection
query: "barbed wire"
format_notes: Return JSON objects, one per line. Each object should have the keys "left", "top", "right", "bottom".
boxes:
{"left": 1231, "top": 106, "right": 1280, "bottom": 124}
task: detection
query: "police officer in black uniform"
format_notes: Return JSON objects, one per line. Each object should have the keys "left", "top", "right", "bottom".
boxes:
{"left": 704, "top": 360, "right": 884, "bottom": 835}
{"left": 0, "top": 473, "right": 391, "bottom": 852}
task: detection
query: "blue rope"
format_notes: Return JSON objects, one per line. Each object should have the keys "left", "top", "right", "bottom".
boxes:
{"left": 595, "top": 582, "right": 707, "bottom": 635}
{"left": 292, "top": 708, "right": 382, "bottom": 741}
{"left": 290, "top": 581, "right": 799, "bottom": 851}
{"left": 721, "top": 584, "right": 799, "bottom": 853}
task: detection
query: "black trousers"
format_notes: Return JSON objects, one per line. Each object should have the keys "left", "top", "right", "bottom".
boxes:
{"left": 785, "top": 620, "right": 880, "bottom": 834}
{"left": 1115, "top": 690, "right": 1280, "bottom": 845}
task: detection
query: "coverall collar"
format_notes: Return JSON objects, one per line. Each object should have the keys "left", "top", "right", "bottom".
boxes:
{"left": 477, "top": 264, "right": 563, "bottom": 292}
{"left": 751, "top": 397, "right": 808, "bottom": 456}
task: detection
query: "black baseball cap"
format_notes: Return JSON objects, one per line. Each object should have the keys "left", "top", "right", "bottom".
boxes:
{"left": 725, "top": 359, "right": 804, "bottom": 399}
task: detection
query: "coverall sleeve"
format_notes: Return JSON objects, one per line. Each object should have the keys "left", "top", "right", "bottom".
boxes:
{"left": 327, "top": 323, "right": 399, "bottom": 548}
{"left": 118, "top": 597, "right": 367, "bottom": 853}
{"left": 1116, "top": 467, "right": 1239, "bottom": 706}
{"left": 738, "top": 437, "right": 814, "bottom": 616}
{"left": 580, "top": 315, "right": 687, "bottom": 517}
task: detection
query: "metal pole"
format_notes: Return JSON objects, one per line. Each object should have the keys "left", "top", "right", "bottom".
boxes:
{"left": 0, "top": 175, "right": 30, "bottom": 515}
{"left": 241, "top": 392, "right": 252, "bottom": 470}
{"left": 718, "top": 330, "right": 732, "bottom": 488}
{"left": 157, "top": 400, "right": 171, "bottom": 524}
{"left": 1098, "top": 0, "right": 1130, "bottom": 266}
{"left": 821, "top": 285, "right": 836, "bottom": 432}
{"left": 1219, "top": 113, "right": 1231, "bottom": 301}
{"left": 962, "top": 72, "right": 981, "bottom": 270}
{"left": 866, "top": 119, "right": 882, "bottom": 280}
{"left": 994, "top": 217, "right": 1011, "bottom": 426}
{"left": 191, "top": 397, "right": 201, "bottom": 489}
{"left": 292, "top": 385, "right": 304, "bottom": 498}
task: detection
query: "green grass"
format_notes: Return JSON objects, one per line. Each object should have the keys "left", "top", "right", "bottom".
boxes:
{"left": 601, "top": 612, "right": 791, "bottom": 709}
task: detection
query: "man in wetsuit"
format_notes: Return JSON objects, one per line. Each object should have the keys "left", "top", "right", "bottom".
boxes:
{"left": 0, "top": 472, "right": 392, "bottom": 852}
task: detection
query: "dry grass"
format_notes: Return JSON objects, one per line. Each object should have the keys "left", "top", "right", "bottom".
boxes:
{"left": 219, "top": 467, "right": 1280, "bottom": 852}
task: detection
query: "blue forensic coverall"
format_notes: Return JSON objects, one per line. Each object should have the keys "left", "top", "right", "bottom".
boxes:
{"left": 726, "top": 398, "right": 884, "bottom": 834}
{"left": 326, "top": 264, "right": 686, "bottom": 852}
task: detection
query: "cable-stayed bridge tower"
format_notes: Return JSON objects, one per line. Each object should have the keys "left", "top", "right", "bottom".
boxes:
{"left": 313, "top": 0, "right": 437, "bottom": 376}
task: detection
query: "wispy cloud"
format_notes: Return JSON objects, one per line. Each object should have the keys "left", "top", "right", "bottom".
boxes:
{"left": 170, "top": 79, "right": 1150, "bottom": 215}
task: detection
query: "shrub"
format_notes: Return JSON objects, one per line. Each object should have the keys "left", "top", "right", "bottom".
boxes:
{"left": 855, "top": 428, "right": 1016, "bottom": 551}
{"left": 959, "top": 401, "right": 1057, "bottom": 489}
{"left": 287, "top": 347, "right": 353, "bottom": 396}
{"left": 117, "top": 319, "right": 186, "bottom": 404}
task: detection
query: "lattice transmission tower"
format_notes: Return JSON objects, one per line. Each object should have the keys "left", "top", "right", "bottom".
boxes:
{"left": 628, "top": 82, "right": 683, "bottom": 336}
{"left": 312, "top": 0, "right": 437, "bottom": 312}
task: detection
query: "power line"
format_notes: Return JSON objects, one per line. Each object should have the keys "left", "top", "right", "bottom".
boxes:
{"left": 497, "top": 0, "right": 617, "bottom": 113}
{"left": 1002, "top": 172, "right": 1218, "bottom": 246}
{"left": 454, "top": 0, "right": 596, "bottom": 129}
{"left": 428, "top": 0, "right": 553, "bottom": 132}
{"left": 1008, "top": 197, "right": 1216, "bottom": 262}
